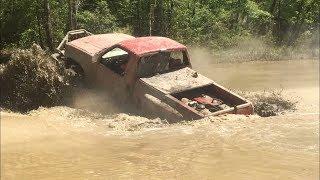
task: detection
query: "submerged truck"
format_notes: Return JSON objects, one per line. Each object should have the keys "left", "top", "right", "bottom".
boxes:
{"left": 53, "top": 29, "right": 253, "bottom": 121}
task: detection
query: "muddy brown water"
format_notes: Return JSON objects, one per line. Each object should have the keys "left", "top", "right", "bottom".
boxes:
{"left": 1, "top": 60, "right": 319, "bottom": 179}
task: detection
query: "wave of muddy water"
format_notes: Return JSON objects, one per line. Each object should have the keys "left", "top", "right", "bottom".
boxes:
{"left": 1, "top": 60, "right": 319, "bottom": 179}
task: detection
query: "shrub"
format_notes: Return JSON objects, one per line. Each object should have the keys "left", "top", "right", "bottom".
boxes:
{"left": 0, "top": 44, "right": 74, "bottom": 112}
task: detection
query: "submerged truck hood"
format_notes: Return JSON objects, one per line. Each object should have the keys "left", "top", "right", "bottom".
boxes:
{"left": 140, "top": 67, "right": 213, "bottom": 94}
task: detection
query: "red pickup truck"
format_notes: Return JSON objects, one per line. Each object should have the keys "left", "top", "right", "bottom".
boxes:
{"left": 53, "top": 29, "right": 253, "bottom": 121}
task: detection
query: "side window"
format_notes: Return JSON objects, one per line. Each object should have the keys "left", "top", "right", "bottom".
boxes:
{"left": 100, "top": 47, "right": 129, "bottom": 76}
{"left": 169, "top": 51, "right": 189, "bottom": 69}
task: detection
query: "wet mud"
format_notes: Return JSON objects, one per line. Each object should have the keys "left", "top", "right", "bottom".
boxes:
{"left": 1, "top": 59, "right": 319, "bottom": 179}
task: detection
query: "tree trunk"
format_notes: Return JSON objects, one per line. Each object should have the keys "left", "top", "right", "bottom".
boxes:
{"left": 0, "top": 0, "right": 3, "bottom": 45}
{"left": 167, "top": 0, "right": 174, "bottom": 36}
{"left": 272, "top": 0, "right": 283, "bottom": 45}
{"left": 133, "top": 0, "right": 143, "bottom": 36}
{"left": 149, "top": 0, "right": 155, "bottom": 36}
{"left": 153, "top": 0, "right": 164, "bottom": 36}
{"left": 43, "top": 0, "right": 54, "bottom": 51}
{"left": 67, "top": 0, "right": 77, "bottom": 30}
{"left": 36, "top": 14, "right": 44, "bottom": 48}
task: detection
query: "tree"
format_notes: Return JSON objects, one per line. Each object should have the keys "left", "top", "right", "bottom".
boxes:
{"left": 77, "top": 0, "right": 117, "bottom": 33}
{"left": 43, "top": 0, "right": 54, "bottom": 51}
{"left": 67, "top": 0, "right": 78, "bottom": 31}
{"left": 0, "top": 0, "right": 319, "bottom": 50}
{"left": 149, "top": 0, "right": 155, "bottom": 35}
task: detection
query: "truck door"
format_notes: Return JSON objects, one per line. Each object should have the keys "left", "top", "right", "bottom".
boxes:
{"left": 95, "top": 47, "right": 130, "bottom": 98}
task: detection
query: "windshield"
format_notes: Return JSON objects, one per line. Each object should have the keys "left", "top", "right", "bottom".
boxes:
{"left": 137, "top": 50, "right": 189, "bottom": 77}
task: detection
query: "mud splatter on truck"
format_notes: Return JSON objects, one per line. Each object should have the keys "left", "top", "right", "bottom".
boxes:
{"left": 53, "top": 29, "right": 253, "bottom": 121}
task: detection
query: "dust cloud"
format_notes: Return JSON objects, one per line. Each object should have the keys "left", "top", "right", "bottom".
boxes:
{"left": 188, "top": 36, "right": 319, "bottom": 64}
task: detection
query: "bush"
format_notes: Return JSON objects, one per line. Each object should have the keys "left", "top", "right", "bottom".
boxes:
{"left": 0, "top": 44, "right": 74, "bottom": 112}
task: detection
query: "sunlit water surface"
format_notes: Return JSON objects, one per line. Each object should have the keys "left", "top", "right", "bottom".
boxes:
{"left": 1, "top": 60, "right": 319, "bottom": 179}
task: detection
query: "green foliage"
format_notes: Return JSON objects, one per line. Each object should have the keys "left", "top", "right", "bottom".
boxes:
{"left": 0, "top": 0, "right": 319, "bottom": 50}
{"left": 77, "top": 1, "right": 117, "bottom": 33}
{"left": 19, "top": 29, "right": 39, "bottom": 48}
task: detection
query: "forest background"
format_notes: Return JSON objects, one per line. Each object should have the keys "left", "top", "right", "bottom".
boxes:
{"left": 0, "top": 0, "right": 319, "bottom": 61}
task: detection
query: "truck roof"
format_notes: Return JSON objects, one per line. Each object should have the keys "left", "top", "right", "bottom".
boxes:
{"left": 66, "top": 33, "right": 186, "bottom": 57}
{"left": 119, "top": 37, "right": 187, "bottom": 56}
{"left": 66, "top": 33, "right": 135, "bottom": 56}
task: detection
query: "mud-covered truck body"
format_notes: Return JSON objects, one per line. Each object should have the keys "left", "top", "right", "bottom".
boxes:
{"left": 53, "top": 29, "right": 253, "bottom": 120}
